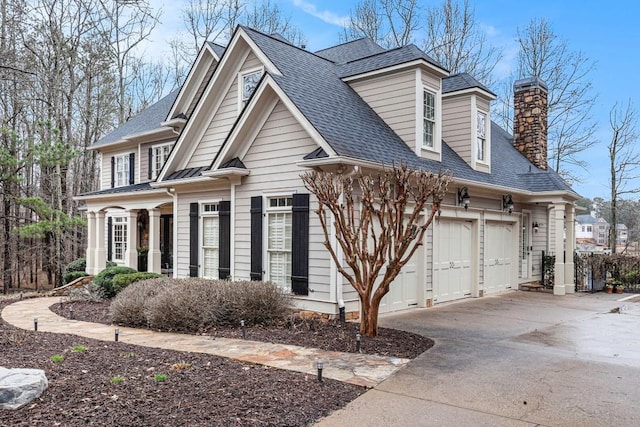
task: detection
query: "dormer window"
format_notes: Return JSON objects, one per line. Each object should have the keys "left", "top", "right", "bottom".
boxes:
{"left": 477, "top": 111, "right": 487, "bottom": 161}
{"left": 423, "top": 90, "right": 436, "bottom": 148}
{"left": 241, "top": 70, "right": 262, "bottom": 102}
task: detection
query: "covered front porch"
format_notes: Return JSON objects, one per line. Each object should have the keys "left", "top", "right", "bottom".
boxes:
{"left": 80, "top": 189, "right": 174, "bottom": 276}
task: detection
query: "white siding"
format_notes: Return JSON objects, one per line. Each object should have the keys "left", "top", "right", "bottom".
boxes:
{"left": 349, "top": 70, "right": 416, "bottom": 148}
{"left": 187, "top": 52, "right": 263, "bottom": 168}
{"left": 234, "top": 101, "right": 332, "bottom": 302}
{"left": 174, "top": 188, "right": 230, "bottom": 278}
{"left": 442, "top": 94, "right": 472, "bottom": 164}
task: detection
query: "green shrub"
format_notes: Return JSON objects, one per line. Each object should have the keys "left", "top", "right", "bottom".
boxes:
{"left": 65, "top": 258, "right": 86, "bottom": 274}
{"left": 114, "top": 278, "right": 292, "bottom": 332}
{"left": 63, "top": 270, "right": 89, "bottom": 285}
{"left": 110, "top": 278, "right": 174, "bottom": 326}
{"left": 112, "top": 272, "right": 163, "bottom": 294}
{"left": 106, "top": 260, "right": 117, "bottom": 268}
{"left": 94, "top": 266, "right": 137, "bottom": 297}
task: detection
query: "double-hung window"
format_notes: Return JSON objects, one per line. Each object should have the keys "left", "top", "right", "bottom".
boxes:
{"left": 201, "top": 203, "right": 219, "bottom": 279}
{"left": 114, "top": 155, "right": 130, "bottom": 187}
{"left": 112, "top": 216, "right": 127, "bottom": 262}
{"left": 267, "top": 196, "right": 292, "bottom": 287}
{"left": 151, "top": 144, "right": 172, "bottom": 179}
{"left": 477, "top": 111, "right": 487, "bottom": 162}
{"left": 423, "top": 90, "right": 436, "bottom": 148}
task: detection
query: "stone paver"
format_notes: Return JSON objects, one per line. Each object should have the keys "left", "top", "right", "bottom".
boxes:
{"left": 1, "top": 297, "right": 408, "bottom": 388}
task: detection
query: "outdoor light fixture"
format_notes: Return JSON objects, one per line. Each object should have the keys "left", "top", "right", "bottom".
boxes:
{"left": 317, "top": 360, "right": 324, "bottom": 382}
{"left": 533, "top": 222, "right": 540, "bottom": 233}
{"left": 457, "top": 187, "right": 470, "bottom": 210}
{"left": 33, "top": 317, "right": 38, "bottom": 332}
{"left": 69, "top": 306, "right": 74, "bottom": 320}
{"left": 356, "top": 333, "right": 361, "bottom": 352}
{"left": 503, "top": 194, "right": 514, "bottom": 214}
{"left": 115, "top": 328, "right": 119, "bottom": 342}
{"left": 241, "top": 320, "right": 246, "bottom": 339}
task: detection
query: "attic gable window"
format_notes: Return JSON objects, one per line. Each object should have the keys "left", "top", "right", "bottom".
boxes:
{"left": 423, "top": 90, "right": 436, "bottom": 148}
{"left": 241, "top": 69, "right": 263, "bottom": 102}
{"left": 477, "top": 111, "right": 487, "bottom": 161}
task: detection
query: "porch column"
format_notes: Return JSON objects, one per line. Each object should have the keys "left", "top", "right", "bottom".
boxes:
{"left": 95, "top": 211, "right": 106, "bottom": 273}
{"left": 86, "top": 211, "right": 96, "bottom": 275}
{"left": 148, "top": 208, "right": 161, "bottom": 273}
{"left": 553, "top": 203, "right": 566, "bottom": 295}
{"left": 125, "top": 210, "right": 139, "bottom": 270}
{"left": 564, "top": 205, "right": 575, "bottom": 293}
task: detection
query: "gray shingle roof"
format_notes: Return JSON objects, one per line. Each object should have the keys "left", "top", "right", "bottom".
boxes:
{"left": 92, "top": 90, "right": 180, "bottom": 148}
{"left": 337, "top": 44, "right": 446, "bottom": 78}
{"left": 443, "top": 73, "right": 496, "bottom": 97}
{"left": 79, "top": 182, "right": 152, "bottom": 196}
{"left": 240, "top": 27, "right": 575, "bottom": 195}
{"left": 315, "top": 38, "right": 386, "bottom": 64}
{"left": 207, "top": 42, "right": 226, "bottom": 58}
{"left": 576, "top": 215, "right": 598, "bottom": 224}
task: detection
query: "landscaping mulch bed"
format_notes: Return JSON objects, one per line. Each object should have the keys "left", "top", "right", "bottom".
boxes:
{"left": 2, "top": 297, "right": 433, "bottom": 426}
{"left": 50, "top": 300, "right": 433, "bottom": 359}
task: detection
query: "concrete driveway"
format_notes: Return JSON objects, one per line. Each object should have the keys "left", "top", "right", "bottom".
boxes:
{"left": 317, "top": 291, "right": 640, "bottom": 427}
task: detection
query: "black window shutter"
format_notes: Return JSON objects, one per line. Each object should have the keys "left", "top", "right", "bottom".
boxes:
{"left": 218, "top": 201, "right": 231, "bottom": 280}
{"left": 189, "top": 202, "right": 199, "bottom": 277}
{"left": 110, "top": 156, "right": 115, "bottom": 188}
{"left": 129, "top": 152, "right": 135, "bottom": 185}
{"left": 148, "top": 147, "right": 153, "bottom": 180}
{"left": 291, "top": 193, "right": 310, "bottom": 295}
{"left": 107, "top": 216, "right": 113, "bottom": 261}
{"left": 250, "top": 196, "right": 263, "bottom": 281}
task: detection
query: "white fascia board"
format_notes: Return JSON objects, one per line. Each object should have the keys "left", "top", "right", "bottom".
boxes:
{"left": 158, "top": 30, "right": 276, "bottom": 182}
{"left": 74, "top": 188, "right": 168, "bottom": 202}
{"left": 342, "top": 59, "right": 448, "bottom": 83}
{"left": 166, "top": 45, "right": 214, "bottom": 121}
{"left": 443, "top": 87, "right": 497, "bottom": 101}
{"left": 296, "top": 156, "right": 385, "bottom": 171}
{"left": 201, "top": 168, "right": 250, "bottom": 178}
{"left": 159, "top": 117, "right": 187, "bottom": 128}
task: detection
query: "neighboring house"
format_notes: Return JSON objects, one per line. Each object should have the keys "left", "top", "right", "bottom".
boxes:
{"left": 575, "top": 214, "right": 628, "bottom": 251}
{"left": 75, "top": 26, "right": 579, "bottom": 317}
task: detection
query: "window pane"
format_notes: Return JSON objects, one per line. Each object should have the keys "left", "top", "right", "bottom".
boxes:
{"left": 477, "top": 137, "right": 484, "bottom": 161}
{"left": 269, "top": 251, "right": 291, "bottom": 286}
{"left": 202, "top": 217, "right": 219, "bottom": 247}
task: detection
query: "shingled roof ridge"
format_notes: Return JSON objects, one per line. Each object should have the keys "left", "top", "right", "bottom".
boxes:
{"left": 339, "top": 44, "right": 410, "bottom": 65}
{"left": 314, "top": 37, "right": 381, "bottom": 54}
{"left": 240, "top": 25, "right": 336, "bottom": 65}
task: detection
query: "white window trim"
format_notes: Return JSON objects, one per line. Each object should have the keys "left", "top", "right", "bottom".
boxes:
{"left": 111, "top": 215, "right": 127, "bottom": 263}
{"left": 199, "top": 200, "right": 220, "bottom": 279}
{"left": 151, "top": 142, "right": 173, "bottom": 180}
{"left": 475, "top": 108, "right": 490, "bottom": 165}
{"left": 114, "top": 154, "right": 130, "bottom": 188}
{"left": 419, "top": 85, "right": 442, "bottom": 155}
{"left": 263, "top": 192, "right": 294, "bottom": 288}
{"left": 237, "top": 66, "right": 264, "bottom": 112}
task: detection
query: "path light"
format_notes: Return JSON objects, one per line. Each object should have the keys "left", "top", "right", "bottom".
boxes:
{"left": 317, "top": 360, "right": 323, "bottom": 382}
{"left": 356, "top": 333, "right": 361, "bottom": 352}
{"left": 115, "top": 328, "right": 119, "bottom": 342}
{"left": 33, "top": 317, "right": 38, "bottom": 332}
{"left": 19, "top": 291, "right": 23, "bottom": 300}
{"left": 241, "top": 320, "right": 246, "bottom": 339}
{"left": 69, "top": 306, "right": 74, "bottom": 320}
{"left": 59, "top": 298, "right": 63, "bottom": 309}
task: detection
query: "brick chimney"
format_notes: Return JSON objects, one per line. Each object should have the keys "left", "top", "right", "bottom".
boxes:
{"left": 513, "top": 77, "right": 548, "bottom": 170}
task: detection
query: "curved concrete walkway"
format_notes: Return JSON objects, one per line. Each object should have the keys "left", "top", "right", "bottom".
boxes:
{"left": 1, "top": 297, "right": 408, "bottom": 388}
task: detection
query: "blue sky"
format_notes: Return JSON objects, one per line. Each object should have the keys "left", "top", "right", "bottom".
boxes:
{"left": 149, "top": 0, "right": 639, "bottom": 200}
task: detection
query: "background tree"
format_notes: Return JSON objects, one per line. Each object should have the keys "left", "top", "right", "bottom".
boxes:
{"left": 302, "top": 165, "right": 450, "bottom": 337}
{"left": 607, "top": 101, "right": 639, "bottom": 253}
{"left": 495, "top": 18, "right": 597, "bottom": 182}
{"left": 340, "top": 0, "right": 420, "bottom": 48}
{"left": 423, "top": 0, "right": 501, "bottom": 84}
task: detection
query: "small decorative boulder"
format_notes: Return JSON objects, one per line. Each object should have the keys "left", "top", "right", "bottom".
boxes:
{"left": 0, "top": 367, "right": 48, "bottom": 410}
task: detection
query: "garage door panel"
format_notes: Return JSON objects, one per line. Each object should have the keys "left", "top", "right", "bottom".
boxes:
{"left": 485, "top": 222, "right": 514, "bottom": 294}
{"left": 434, "top": 220, "right": 473, "bottom": 303}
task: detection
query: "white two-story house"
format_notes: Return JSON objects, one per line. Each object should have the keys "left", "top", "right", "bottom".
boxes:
{"left": 76, "top": 26, "right": 579, "bottom": 317}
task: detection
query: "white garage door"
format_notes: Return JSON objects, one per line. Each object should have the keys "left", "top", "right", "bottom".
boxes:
{"left": 433, "top": 220, "right": 473, "bottom": 303}
{"left": 378, "top": 245, "right": 420, "bottom": 313}
{"left": 484, "top": 221, "right": 514, "bottom": 294}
